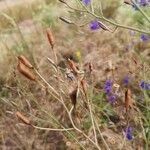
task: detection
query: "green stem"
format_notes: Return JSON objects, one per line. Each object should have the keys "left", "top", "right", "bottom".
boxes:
{"left": 131, "top": 0, "right": 150, "bottom": 24}
{"left": 75, "top": 0, "right": 150, "bottom": 34}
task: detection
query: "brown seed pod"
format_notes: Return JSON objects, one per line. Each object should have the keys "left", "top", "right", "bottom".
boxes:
{"left": 67, "top": 59, "right": 79, "bottom": 75}
{"left": 15, "top": 111, "right": 31, "bottom": 125}
{"left": 125, "top": 88, "right": 133, "bottom": 112}
{"left": 98, "top": 21, "right": 112, "bottom": 32}
{"left": 59, "top": 17, "right": 73, "bottom": 24}
{"left": 69, "top": 86, "right": 78, "bottom": 108}
{"left": 18, "top": 55, "right": 33, "bottom": 69}
{"left": 58, "top": 0, "right": 66, "bottom": 4}
{"left": 46, "top": 28, "right": 55, "bottom": 49}
{"left": 124, "top": 0, "right": 132, "bottom": 5}
{"left": 17, "top": 61, "right": 36, "bottom": 81}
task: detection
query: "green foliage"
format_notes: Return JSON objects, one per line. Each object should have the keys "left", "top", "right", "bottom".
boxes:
{"left": 11, "top": 42, "right": 27, "bottom": 54}
{"left": 34, "top": 4, "right": 59, "bottom": 27}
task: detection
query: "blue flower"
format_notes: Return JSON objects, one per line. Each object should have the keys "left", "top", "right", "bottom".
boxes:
{"left": 90, "top": 20, "right": 101, "bottom": 30}
{"left": 104, "top": 80, "right": 113, "bottom": 94}
{"left": 139, "top": 0, "right": 149, "bottom": 6}
{"left": 140, "top": 81, "right": 150, "bottom": 90}
{"left": 108, "top": 94, "right": 116, "bottom": 104}
{"left": 140, "top": 34, "right": 150, "bottom": 41}
{"left": 125, "top": 126, "right": 133, "bottom": 140}
{"left": 104, "top": 80, "right": 117, "bottom": 104}
{"left": 82, "top": 0, "right": 91, "bottom": 5}
{"left": 123, "top": 76, "right": 130, "bottom": 86}
{"left": 132, "top": 0, "right": 150, "bottom": 9}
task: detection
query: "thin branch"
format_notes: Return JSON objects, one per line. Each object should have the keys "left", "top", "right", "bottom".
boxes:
{"left": 73, "top": 0, "right": 150, "bottom": 34}
{"left": 34, "top": 69, "right": 60, "bottom": 97}
{"left": 32, "top": 125, "right": 74, "bottom": 131}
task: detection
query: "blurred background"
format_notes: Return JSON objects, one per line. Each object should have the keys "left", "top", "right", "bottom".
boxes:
{"left": 0, "top": 0, "right": 150, "bottom": 149}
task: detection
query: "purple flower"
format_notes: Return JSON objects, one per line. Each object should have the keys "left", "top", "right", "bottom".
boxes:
{"left": 123, "top": 76, "right": 130, "bottom": 86}
{"left": 108, "top": 94, "right": 116, "bottom": 104}
{"left": 140, "top": 34, "right": 150, "bottom": 41}
{"left": 104, "top": 80, "right": 113, "bottom": 94}
{"left": 140, "top": 81, "right": 150, "bottom": 90}
{"left": 139, "top": 0, "right": 149, "bottom": 6}
{"left": 90, "top": 20, "right": 101, "bottom": 30}
{"left": 82, "top": 0, "right": 91, "bottom": 5}
{"left": 132, "top": 0, "right": 150, "bottom": 9}
{"left": 104, "top": 80, "right": 117, "bottom": 103}
{"left": 125, "top": 126, "right": 133, "bottom": 140}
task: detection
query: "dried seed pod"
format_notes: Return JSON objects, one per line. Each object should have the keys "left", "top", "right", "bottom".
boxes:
{"left": 18, "top": 55, "right": 33, "bottom": 69}
{"left": 69, "top": 86, "right": 78, "bottom": 108}
{"left": 59, "top": 17, "right": 73, "bottom": 24}
{"left": 98, "top": 21, "right": 112, "bottom": 32}
{"left": 16, "top": 111, "right": 31, "bottom": 125}
{"left": 67, "top": 59, "right": 79, "bottom": 75}
{"left": 125, "top": 88, "right": 132, "bottom": 112}
{"left": 17, "top": 61, "right": 36, "bottom": 81}
{"left": 58, "top": 0, "right": 66, "bottom": 4}
{"left": 124, "top": 0, "right": 132, "bottom": 5}
{"left": 46, "top": 28, "right": 55, "bottom": 49}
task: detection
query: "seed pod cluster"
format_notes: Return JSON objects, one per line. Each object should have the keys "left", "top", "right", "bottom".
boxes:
{"left": 16, "top": 111, "right": 31, "bottom": 125}
{"left": 18, "top": 55, "right": 33, "bottom": 69}
{"left": 17, "top": 55, "right": 36, "bottom": 81}
{"left": 46, "top": 28, "right": 55, "bottom": 49}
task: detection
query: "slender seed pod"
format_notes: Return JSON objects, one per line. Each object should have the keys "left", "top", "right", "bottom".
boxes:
{"left": 67, "top": 59, "right": 79, "bottom": 75}
{"left": 17, "top": 61, "right": 36, "bottom": 81}
{"left": 46, "top": 28, "right": 55, "bottom": 49}
{"left": 58, "top": 0, "right": 66, "bottom": 4}
{"left": 18, "top": 55, "right": 33, "bottom": 69}
{"left": 59, "top": 17, "right": 73, "bottom": 24}
{"left": 15, "top": 111, "right": 31, "bottom": 125}
{"left": 98, "top": 21, "right": 112, "bottom": 32}
{"left": 125, "top": 88, "right": 132, "bottom": 112}
{"left": 124, "top": 0, "right": 132, "bottom": 5}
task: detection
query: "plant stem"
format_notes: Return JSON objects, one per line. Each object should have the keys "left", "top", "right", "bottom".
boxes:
{"left": 75, "top": 0, "right": 150, "bottom": 34}
{"left": 131, "top": 0, "right": 150, "bottom": 24}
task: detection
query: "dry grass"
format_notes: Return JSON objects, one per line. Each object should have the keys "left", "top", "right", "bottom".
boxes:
{"left": 0, "top": 0, "right": 150, "bottom": 150}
